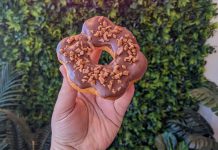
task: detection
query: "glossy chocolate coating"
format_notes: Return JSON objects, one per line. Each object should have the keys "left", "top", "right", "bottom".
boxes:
{"left": 56, "top": 16, "right": 147, "bottom": 98}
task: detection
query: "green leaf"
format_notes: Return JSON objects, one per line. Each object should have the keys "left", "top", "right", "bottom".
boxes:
{"left": 0, "top": 109, "right": 33, "bottom": 149}
{"left": 109, "top": 8, "right": 117, "bottom": 18}
{"left": 190, "top": 81, "right": 218, "bottom": 116}
{"left": 185, "top": 134, "right": 218, "bottom": 150}
{"left": 155, "top": 132, "right": 177, "bottom": 150}
{"left": 155, "top": 134, "right": 166, "bottom": 150}
{"left": 0, "top": 62, "right": 23, "bottom": 108}
{"left": 176, "top": 141, "right": 189, "bottom": 150}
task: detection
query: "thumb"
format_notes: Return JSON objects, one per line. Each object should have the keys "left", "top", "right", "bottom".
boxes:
{"left": 52, "top": 65, "right": 77, "bottom": 119}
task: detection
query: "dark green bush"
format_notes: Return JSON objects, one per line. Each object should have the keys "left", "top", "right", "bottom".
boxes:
{"left": 0, "top": 0, "right": 217, "bottom": 149}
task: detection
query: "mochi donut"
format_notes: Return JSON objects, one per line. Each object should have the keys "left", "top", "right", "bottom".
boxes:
{"left": 56, "top": 16, "right": 148, "bottom": 99}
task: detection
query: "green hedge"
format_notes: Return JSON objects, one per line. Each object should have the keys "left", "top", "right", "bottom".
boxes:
{"left": 0, "top": 0, "right": 217, "bottom": 149}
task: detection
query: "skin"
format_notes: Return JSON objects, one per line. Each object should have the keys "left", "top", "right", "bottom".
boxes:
{"left": 51, "top": 49, "right": 135, "bottom": 150}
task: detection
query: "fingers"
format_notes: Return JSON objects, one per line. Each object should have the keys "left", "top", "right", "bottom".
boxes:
{"left": 52, "top": 66, "right": 89, "bottom": 143}
{"left": 52, "top": 98, "right": 89, "bottom": 144}
{"left": 90, "top": 47, "right": 102, "bottom": 64}
{"left": 52, "top": 65, "right": 78, "bottom": 120}
{"left": 114, "top": 84, "right": 135, "bottom": 116}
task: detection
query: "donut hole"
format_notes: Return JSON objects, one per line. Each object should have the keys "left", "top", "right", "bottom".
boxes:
{"left": 99, "top": 50, "right": 113, "bottom": 65}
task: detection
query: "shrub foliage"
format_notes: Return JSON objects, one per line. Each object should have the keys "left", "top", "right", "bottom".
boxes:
{"left": 0, "top": 0, "right": 217, "bottom": 149}
{"left": 155, "top": 109, "right": 218, "bottom": 150}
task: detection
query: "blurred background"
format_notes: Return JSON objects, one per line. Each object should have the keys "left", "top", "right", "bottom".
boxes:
{"left": 0, "top": 0, "right": 218, "bottom": 149}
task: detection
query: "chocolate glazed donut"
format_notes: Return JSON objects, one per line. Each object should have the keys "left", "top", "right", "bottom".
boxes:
{"left": 56, "top": 16, "right": 148, "bottom": 99}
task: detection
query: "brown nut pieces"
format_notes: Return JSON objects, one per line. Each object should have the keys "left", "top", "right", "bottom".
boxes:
{"left": 57, "top": 16, "right": 146, "bottom": 96}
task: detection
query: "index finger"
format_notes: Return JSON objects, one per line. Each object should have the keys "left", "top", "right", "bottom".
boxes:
{"left": 52, "top": 66, "right": 78, "bottom": 120}
{"left": 90, "top": 47, "right": 102, "bottom": 64}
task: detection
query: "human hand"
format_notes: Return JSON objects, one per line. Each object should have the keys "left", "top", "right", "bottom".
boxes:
{"left": 51, "top": 50, "right": 135, "bottom": 150}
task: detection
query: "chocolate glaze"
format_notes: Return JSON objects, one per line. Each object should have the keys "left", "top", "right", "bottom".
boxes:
{"left": 56, "top": 16, "right": 148, "bottom": 98}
